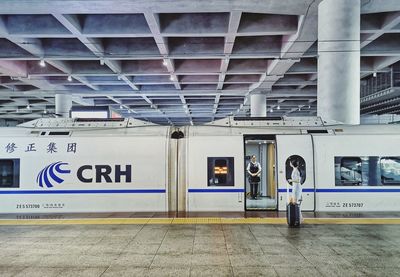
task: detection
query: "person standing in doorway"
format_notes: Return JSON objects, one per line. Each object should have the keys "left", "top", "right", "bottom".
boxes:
{"left": 289, "top": 159, "right": 303, "bottom": 221}
{"left": 247, "top": 155, "right": 262, "bottom": 200}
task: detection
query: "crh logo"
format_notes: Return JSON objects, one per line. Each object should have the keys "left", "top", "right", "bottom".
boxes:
{"left": 37, "top": 161, "right": 71, "bottom": 188}
{"left": 37, "top": 162, "right": 132, "bottom": 188}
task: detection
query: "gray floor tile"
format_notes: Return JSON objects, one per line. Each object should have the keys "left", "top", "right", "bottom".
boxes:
{"left": 37, "top": 254, "right": 79, "bottom": 267}
{"left": 345, "top": 255, "right": 400, "bottom": 268}
{"left": 146, "top": 266, "right": 191, "bottom": 277}
{"left": 151, "top": 254, "right": 189, "bottom": 267}
{"left": 111, "top": 253, "right": 154, "bottom": 267}
{"left": 260, "top": 244, "right": 302, "bottom": 255}
{"left": 101, "top": 266, "right": 147, "bottom": 277}
{"left": 194, "top": 235, "right": 226, "bottom": 245}
{"left": 274, "top": 266, "right": 322, "bottom": 277}
{"left": 157, "top": 241, "right": 193, "bottom": 254}
{"left": 359, "top": 267, "right": 400, "bottom": 277}
{"left": 58, "top": 266, "right": 108, "bottom": 277}
{"left": 0, "top": 266, "right": 27, "bottom": 277}
{"left": 14, "top": 266, "right": 64, "bottom": 277}
{"left": 122, "top": 242, "right": 161, "bottom": 254}
{"left": 86, "top": 243, "right": 128, "bottom": 255}
{"left": 304, "top": 254, "right": 353, "bottom": 267}
{"left": 229, "top": 254, "right": 269, "bottom": 267}
{"left": 316, "top": 265, "right": 366, "bottom": 277}
{"left": 75, "top": 254, "right": 119, "bottom": 267}
{"left": 226, "top": 242, "right": 264, "bottom": 254}
{"left": 265, "top": 254, "right": 312, "bottom": 267}
{"left": 232, "top": 266, "right": 277, "bottom": 277}
{"left": 190, "top": 266, "right": 233, "bottom": 277}
{"left": 191, "top": 253, "right": 231, "bottom": 266}
{"left": 193, "top": 242, "right": 227, "bottom": 254}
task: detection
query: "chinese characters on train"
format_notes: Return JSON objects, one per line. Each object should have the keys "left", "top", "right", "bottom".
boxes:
{"left": 4, "top": 142, "right": 77, "bottom": 154}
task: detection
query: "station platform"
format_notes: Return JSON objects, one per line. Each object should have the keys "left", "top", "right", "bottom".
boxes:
{"left": 0, "top": 212, "right": 399, "bottom": 276}
{"left": 0, "top": 211, "right": 399, "bottom": 225}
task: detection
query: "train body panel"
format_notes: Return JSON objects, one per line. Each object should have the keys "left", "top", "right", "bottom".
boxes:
{"left": 313, "top": 134, "right": 400, "bottom": 211}
{"left": 1, "top": 118, "right": 400, "bottom": 213}
{"left": 0, "top": 127, "right": 170, "bottom": 213}
{"left": 276, "top": 135, "right": 315, "bottom": 211}
{"left": 187, "top": 134, "right": 244, "bottom": 211}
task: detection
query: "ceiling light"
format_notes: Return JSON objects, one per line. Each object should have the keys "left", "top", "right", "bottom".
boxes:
{"left": 100, "top": 58, "right": 105, "bottom": 66}
{"left": 67, "top": 75, "right": 72, "bottom": 82}
{"left": 373, "top": 72, "right": 377, "bottom": 77}
{"left": 119, "top": 105, "right": 123, "bottom": 109}
{"left": 43, "top": 109, "right": 47, "bottom": 114}
{"left": 39, "top": 59, "right": 46, "bottom": 67}
{"left": 162, "top": 60, "right": 168, "bottom": 67}
{"left": 128, "top": 110, "right": 132, "bottom": 114}
{"left": 169, "top": 75, "right": 175, "bottom": 81}
{"left": 308, "top": 105, "right": 311, "bottom": 109}
{"left": 277, "top": 105, "right": 280, "bottom": 110}
{"left": 117, "top": 75, "right": 122, "bottom": 80}
{"left": 26, "top": 104, "right": 31, "bottom": 110}
{"left": 270, "top": 108, "right": 273, "bottom": 113}
{"left": 298, "top": 106, "right": 301, "bottom": 111}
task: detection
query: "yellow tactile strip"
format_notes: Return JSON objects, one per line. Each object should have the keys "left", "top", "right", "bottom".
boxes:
{"left": 0, "top": 217, "right": 399, "bottom": 225}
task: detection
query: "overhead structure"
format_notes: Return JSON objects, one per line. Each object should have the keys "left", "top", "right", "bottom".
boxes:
{"left": 317, "top": 0, "right": 361, "bottom": 124}
{"left": 0, "top": 0, "right": 399, "bottom": 125}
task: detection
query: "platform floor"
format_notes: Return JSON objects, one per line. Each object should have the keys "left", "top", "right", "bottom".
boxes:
{"left": 0, "top": 222, "right": 400, "bottom": 276}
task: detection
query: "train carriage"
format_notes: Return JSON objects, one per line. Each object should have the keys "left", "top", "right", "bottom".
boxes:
{"left": 0, "top": 117, "right": 400, "bottom": 214}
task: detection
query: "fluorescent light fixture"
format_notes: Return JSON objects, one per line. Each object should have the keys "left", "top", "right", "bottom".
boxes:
{"left": 39, "top": 59, "right": 46, "bottom": 67}
{"left": 67, "top": 75, "right": 72, "bottom": 82}
{"left": 373, "top": 72, "right": 377, "bottom": 77}
{"left": 277, "top": 105, "right": 280, "bottom": 110}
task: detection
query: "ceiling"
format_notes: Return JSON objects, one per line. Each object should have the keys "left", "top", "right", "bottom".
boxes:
{"left": 0, "top": 0, "right": 400, "bottom": 125}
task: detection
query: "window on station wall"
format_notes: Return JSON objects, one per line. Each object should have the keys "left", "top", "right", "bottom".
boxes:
{"left": 207, "top": 157, "right": 234, "bottom": 186}
{"left": 380, "top": 157, "right": 400, "bottom": 185}
{"left": 0, "top": 159, "right": 20, "bottom": 188}
{"left": 335, "top": 157, "right": 362, "bottom": 186}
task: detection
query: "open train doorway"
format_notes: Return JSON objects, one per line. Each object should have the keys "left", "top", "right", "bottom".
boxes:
{"left": 244, "top": 135, "right": 277, "bottom": 210}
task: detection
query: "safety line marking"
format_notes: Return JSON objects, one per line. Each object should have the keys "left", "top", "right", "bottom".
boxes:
{"left": 0, "top": 217, "right": 399, "bottom": 225}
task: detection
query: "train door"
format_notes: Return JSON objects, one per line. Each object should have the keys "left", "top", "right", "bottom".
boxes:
{"left": 244, "top": 135, "right": 277, "bottom": 210}
{"left": 276, "top": 135, "right": 315, "bottom": 211}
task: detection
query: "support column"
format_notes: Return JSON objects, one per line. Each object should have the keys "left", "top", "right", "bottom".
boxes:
{"left": 250, "top": 93, "right": 267, "bottom": 117}
{"left": 318, "top": 0, "right": 360, "bottom": 124}
{"left": 55, "top": 94, "right": 72, "bottom": 118}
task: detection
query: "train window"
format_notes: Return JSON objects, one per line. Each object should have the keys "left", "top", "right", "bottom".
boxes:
{"left": 380, "top": 157, "right": 400, "bottom": 185}
{"left": 285, "top": 155, "right": 306, "bottom": 185}
{"left": 0, "top": 159, "right": 20, "bottom": 188}
{"left": 335, "top": 157, "right": 362, "bottom": 186}
{"left": 207, "top": 157, "right": 234, "bottom": 186}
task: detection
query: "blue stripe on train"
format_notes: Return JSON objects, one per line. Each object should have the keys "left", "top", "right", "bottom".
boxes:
{"left": 188, "top": 188, "right": 245, "bottom": 193}
{"left": 0, "top": 189, "right": 166, "bottom": 194}
{"left": 278, "top": 188, "right": 400, "bottom": 193}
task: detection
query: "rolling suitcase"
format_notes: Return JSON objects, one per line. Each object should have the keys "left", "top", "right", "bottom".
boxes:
{"left": 286, "top": 202, "right": 300, "bottom": 227}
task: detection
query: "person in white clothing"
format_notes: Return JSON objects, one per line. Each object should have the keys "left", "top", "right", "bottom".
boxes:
{"left": 288, "top": 159, "right": 303, "bottom": 221}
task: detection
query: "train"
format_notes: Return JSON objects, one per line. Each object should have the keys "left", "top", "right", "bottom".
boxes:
{"left": 0, "top": 116, "right": 399, "bottom": 214}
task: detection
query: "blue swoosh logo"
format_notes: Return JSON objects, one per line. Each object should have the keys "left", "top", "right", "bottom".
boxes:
{"left": 37, "top": 161, "right": 71, "bottom": 188}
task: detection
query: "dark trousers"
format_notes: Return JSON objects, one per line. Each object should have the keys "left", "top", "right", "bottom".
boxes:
{"left": 250, "top": 182, "right": 259, "bottom": 199}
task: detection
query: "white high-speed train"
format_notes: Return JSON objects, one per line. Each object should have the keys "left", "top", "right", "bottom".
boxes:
{"left": 0, "top": 117, "right": 399, "bottom": 214}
